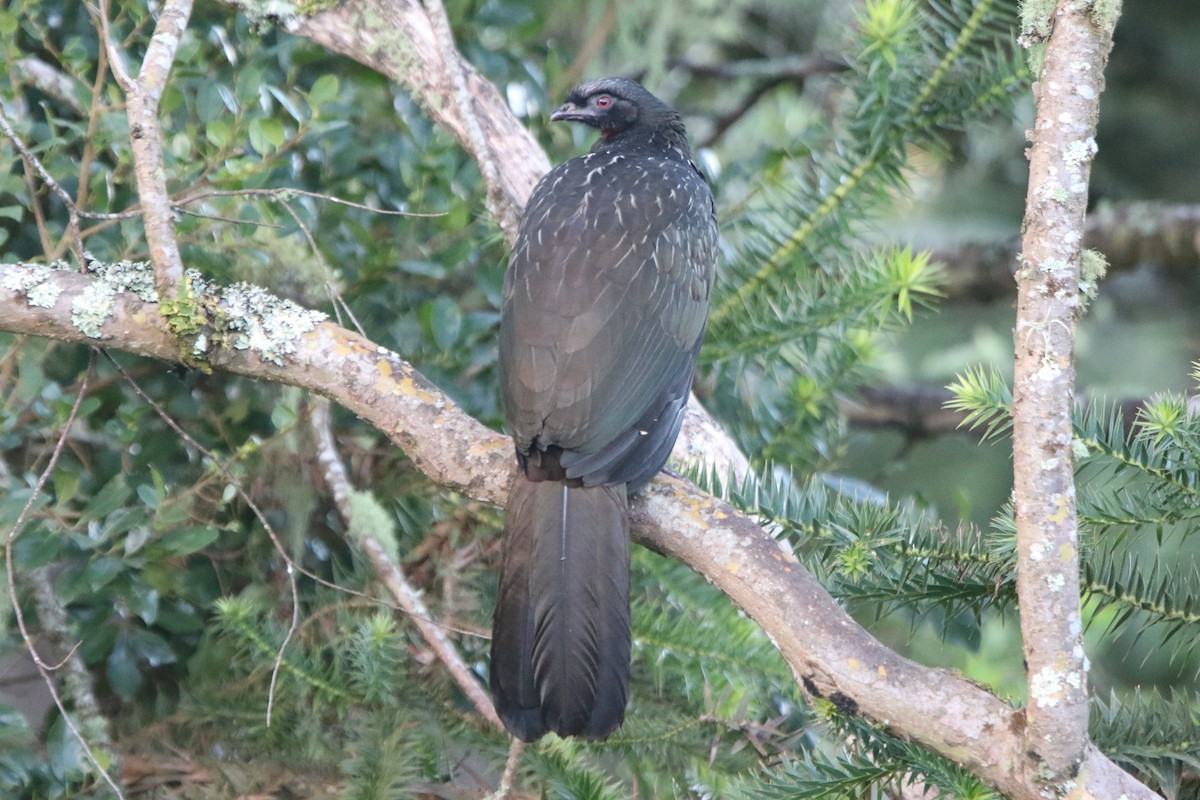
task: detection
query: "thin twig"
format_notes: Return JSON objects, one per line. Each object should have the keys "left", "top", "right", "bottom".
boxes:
{"left": 3, "top": 352, "right": 126, "bottom": 799}
{"left": 0, "top": 106, "right": 140, "bottom": 227}
{"left": 0, "top": 105, "right": 86, "bottom": 265}
{"left": 94, "top": 0, "right": 135, "bottom": 90}
{"left": 104, "top": 356, "right": 303, "bottom": 727}
{"left": 176, "top": 187, "right": 446, "bottom": 217}
{"left": 308, "top": 396, "right": 502, "bottom": 729}
{"left": 485, "top": 738, "right": 525, "bottom": 800}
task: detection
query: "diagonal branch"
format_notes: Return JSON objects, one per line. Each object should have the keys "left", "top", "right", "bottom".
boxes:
{"left": 0, "top": 262, "right": 1156, "bottom": 799}
{"left": 1012, "top": 0, "right": 1121, "bottom": 788}
{"left": 421, "top": 0, "right": 522, "bottom": 241}
{"left": 308, "top": 397, "right": 503, "bottom": 730}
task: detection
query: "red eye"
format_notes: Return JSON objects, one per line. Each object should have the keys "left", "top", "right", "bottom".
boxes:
{"left": 595, "top": 95, "right": 612, "bottom": 108}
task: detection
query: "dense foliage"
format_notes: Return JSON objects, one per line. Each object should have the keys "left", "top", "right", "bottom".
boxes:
{"left": 2, "top": 0, "right": 1200, "bottom": 798}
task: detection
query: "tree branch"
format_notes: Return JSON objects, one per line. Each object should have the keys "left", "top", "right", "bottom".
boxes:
{"left": 0, "top": 262, "right": 1156, "bottom": 799}
{"left": 841, "top": 384, "right": 1154, "bottom": 437}
{"left": 119, "top": 0, "right": 194, "bottom": 297}
{"left": 934, "top": 202, "right": 1200, "bottom": 302}
{"left": 308, "top": 397, "right": 504, "bottom": 730}
{"left": 421, "top": 0, "right": 522, "bottom": 241}
{"left": 1012, "top": 0, "right": 1120, "bottom": 787}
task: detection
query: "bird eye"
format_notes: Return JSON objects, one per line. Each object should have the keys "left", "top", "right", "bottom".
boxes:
{"left": 595, "top": 95, "right": 612, "bottom": 108}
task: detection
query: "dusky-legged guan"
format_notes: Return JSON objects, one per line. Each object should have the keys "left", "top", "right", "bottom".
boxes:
{"left": 492, "top": 77, "right": 717, "bottom": 741}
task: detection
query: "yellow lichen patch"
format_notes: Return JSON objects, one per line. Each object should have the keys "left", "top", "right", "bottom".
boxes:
{"left": 877, "top": 665, "right": 888, "bottom": 679}
{"left": 848, "top": 658, "right": 861, "bottom": 671}
{"left": 726, "top": 561, "right": 740, "bottom": 574}
{"left": 1059, "top": 542, "right": 1076, "bottom": 563}
{"left": 397, "top": 376, "right": 436, "bottom": 404}
{"left": 468, "top": 438, "right": 511, "bottom": 458}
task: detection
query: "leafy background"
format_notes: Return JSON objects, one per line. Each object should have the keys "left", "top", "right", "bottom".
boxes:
{"left": 2, "top": 0, "right": 1200, "bottom": 797}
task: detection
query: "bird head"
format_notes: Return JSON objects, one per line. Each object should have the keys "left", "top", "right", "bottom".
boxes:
{"left": 550, "top": 77, "right": 683, "bottom": 139}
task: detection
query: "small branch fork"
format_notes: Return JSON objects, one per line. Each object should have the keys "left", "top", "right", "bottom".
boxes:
{"left": 100, "top": 0, "right": 194, "bottom": 297}
{"left": 1012, "top": 0, "right": 1122, "bottom": 790}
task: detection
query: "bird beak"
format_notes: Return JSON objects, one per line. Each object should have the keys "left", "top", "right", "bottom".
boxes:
{"left": 550, "top": 102, "right": 585, "bottom": 123}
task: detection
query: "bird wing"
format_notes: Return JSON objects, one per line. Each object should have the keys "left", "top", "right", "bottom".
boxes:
{"left": 500, "top": 150, "right": 716, "bottom": 484}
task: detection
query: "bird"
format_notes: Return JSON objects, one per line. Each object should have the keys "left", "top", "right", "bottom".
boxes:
{"left": 491, "top": 76, "right": 718, "bottom": 742}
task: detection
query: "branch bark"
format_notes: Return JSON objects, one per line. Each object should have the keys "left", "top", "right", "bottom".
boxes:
{"left": 119, "top": 0, "right": 194, "bottom": 297}
{"left": 1013, "top": 0, "right": 1121, "bottom": 787}
{"left": 841, "top": 384, "right": 1153, "bottom": 437}
{"left": 0, "top": 263, "right": 1156, "bottom": 799}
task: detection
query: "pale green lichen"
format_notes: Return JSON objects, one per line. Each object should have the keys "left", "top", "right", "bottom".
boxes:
{"left": 68, "top": 258, "right": 158, "bottom": 339}
{"left": 188, "top": 270, "right": 326, "bottom": 366}
{"left": 345, "top": 489, "right": 399, "bottom": 563}
{"left": 1064, "top": 137, "right": 1097, "bottom": 167}
{"left": 26, "top": 280, "right": 63, "bottom": 308}
{"left": 1088, "top": 0, "right": 1123, "bottom": 34}
{"left": 3, "top": 261, "right": 71, "bottom": 307}
{"left": 85, "top": 257, "right": 159, "bottom": 303}
{"left": 1, "top": 265, "right": 40, "bottom": 292}
{"left": 1077, "top": 248, "right": 1108, "bottom": 316}
{"left": 71, "top": 280, "right": 117, "bottom": 338}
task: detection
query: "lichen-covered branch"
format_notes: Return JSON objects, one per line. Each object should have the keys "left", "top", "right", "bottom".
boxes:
{"left": 0, "top": 260, "right": 1155, "bottom": 798}
{"left": 1012, "top": 0, "right": 1122, "bottom": 789}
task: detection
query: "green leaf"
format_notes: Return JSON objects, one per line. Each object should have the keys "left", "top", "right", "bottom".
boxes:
{"left": 83, "top": 475, "right": 131, "bottom": 522}
{"left": 85, "top": 556, "right": 125, "bottom": 590}
{"left": 423, "top": 296, "right": 462, "bottom": 350}
{"left": 158, "top": 526, "right": 219, "bottom": 556}
{"left": 206, "top": 118, "right": 232, "bottom": 148}
{"left": 308, "top": 74, "right": 339, "bottom": 110}
{"left": 247, "top": 117, "right": 285, "bottom": 155}
{"left": 106, "top": 639, "right": 144, "bottom": 701}
{"left": 52, "top": 469, "right": 81, "bottom": 508}
{"left": 136, "top": 483, "right": 162, "bottom": 510}
{"left": 12, "top": 526, "right": 63, "bottom": 570}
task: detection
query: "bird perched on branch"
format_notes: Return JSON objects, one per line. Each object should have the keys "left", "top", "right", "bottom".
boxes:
{"left": 492, "top": 77, "right": 718, "bottom": 741}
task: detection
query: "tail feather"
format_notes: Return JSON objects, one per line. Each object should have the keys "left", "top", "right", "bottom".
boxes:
{"left": 490, "top": 476, "right": 631, "bottom": 741}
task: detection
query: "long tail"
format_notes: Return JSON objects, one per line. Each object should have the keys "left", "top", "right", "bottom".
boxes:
{"left": 490, "top": 475, "right": 631, "bottom": 741}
